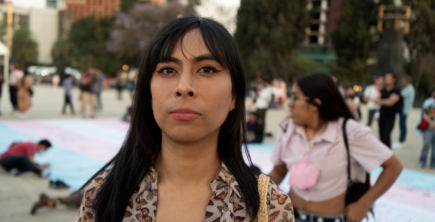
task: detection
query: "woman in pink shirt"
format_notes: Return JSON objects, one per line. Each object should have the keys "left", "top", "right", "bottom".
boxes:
{"left": 269, "top": 73, "right": 403, "bottom": 222}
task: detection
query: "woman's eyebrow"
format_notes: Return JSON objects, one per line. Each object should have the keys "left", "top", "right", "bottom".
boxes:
{"left": 193, "top": 54, "right": 217, "bottom": 62}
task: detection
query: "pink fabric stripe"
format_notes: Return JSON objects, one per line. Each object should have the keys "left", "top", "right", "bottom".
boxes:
{"left": 3, "top": 121, "right": 120, "bottom": 163}
{"left": 372, "top": 178, "right": 435, "bottom": 213}
{"left": 85, "top": 119, "right": 130, "bottom": 130}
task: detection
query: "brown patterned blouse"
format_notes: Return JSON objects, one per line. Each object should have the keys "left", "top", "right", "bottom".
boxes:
{"left": 78, "top": 164, "right": 294, "bottom": 222}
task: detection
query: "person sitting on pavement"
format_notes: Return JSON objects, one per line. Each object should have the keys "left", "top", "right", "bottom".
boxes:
{"left": 0, "top": 139, "right": 51, "bottom": 176}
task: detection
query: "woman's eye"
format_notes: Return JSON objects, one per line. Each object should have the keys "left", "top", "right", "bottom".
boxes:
{"left": 157, "top": 67, "right": 175, "bottom": 75}
{"left": 199, "top": 66, "right": 220, "bottom": 74}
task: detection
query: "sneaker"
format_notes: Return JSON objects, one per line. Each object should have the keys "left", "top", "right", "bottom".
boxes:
{"left": 392, "top": 142, "right": 405, "bottom": 149}
{"left": 10, "top": 168, "right": 20, "bottom": 176}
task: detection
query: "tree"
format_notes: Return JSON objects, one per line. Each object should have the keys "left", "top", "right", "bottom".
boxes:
{"left": 107, "top": 1, "right": 184, "bottom": 66}
{"left": 120, "top": 0, "right": 135, "bottom": 12}
{"left": 402, "top": 0, "right": 435, "bottom": 96}
{"left": 330, "top": 0, "right": 393, "bottom": 83}
{"left": 234, "top": 0, "right": 309, "bottom": 82}
{"left": 55, "top": 15, "right": 123, "bottom": 76}
{"left": 12, "top": 28, "right": 38, "bottom": 68}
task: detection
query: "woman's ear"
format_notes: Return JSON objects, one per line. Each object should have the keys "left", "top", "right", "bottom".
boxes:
{"left": 230, "top": 95, "right": 236, "bottom": 111}
{"left": 313, "top": 98, "right": 322, "bottom": 107}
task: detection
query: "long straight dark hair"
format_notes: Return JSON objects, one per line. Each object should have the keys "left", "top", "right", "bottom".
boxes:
{"left": 82, "top": 16, "right": 259, "bottom": 221}
{"left": 296, "top": 72, "right": 354, "bottom": 121}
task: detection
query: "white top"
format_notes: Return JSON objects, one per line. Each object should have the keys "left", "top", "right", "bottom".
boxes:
{"left": 363, "top": 85, "right": 380, "bottom": 110}
{"left": 346, "top": 97, "right": 361, "bottom": 120}
{"left": 271, "top": 118, "right": 392, "bottom": 201}
{"left": 9, "top": 70, "right": 24, "bottom": 86}
{"left": 255, "top": 87, "right": 273, "bottom": 109}
{"left": 401, "top": 85, "right": 415, "bottom": 115}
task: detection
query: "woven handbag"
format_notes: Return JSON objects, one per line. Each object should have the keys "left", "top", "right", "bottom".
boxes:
{"left": 257, "top": 174, "right": 270, "bottom": 222}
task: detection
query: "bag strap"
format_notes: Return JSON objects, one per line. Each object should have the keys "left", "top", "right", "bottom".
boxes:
{"left": 342, "top": 118, "right": 353, "bottom": 187}
{"left": 257, "top": 174, "right": 270, "bottom": 222}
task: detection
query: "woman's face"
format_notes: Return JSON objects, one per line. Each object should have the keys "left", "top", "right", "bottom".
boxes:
{"left": 151, "top": 28, "right": 236, "bottom": 144}
{"left": 375, "top": 77, "right": 384, "bottom": 87}
{"left": 289, "top": 83, "right": 319, "bottom": 126}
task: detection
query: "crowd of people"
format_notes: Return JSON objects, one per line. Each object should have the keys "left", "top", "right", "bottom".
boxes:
{"left": 0, "top": 64, "right": 140, "bottom": 119}
{"left": 1, "top": 16, "right": 435, "bottom": 222}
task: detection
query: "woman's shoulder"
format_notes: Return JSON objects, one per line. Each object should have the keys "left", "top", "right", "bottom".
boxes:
{"left": 83, "top": 170, "right": 110, "bottom": 195}
{"left": 264, "top": 177, "right": 294, "bottom": 221}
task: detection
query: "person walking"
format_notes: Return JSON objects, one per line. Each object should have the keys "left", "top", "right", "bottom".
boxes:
{"left": 393, "top": 76, "right": 415, "bottom": 149}
{"left": 345, "top": 86, "right": 361, "bottom": 121}
{"left": 79, "top": 69, "right": 97, "bottom": 118}
{"left": 376, "top": 73, "right": 402, "bottom": 148}
{"left": 94, "top": 69, "right": 105, "bottom": 111}
{"left": 363, "top": 76, "right": 384, "bottom": 127}
{"left": 419, "top": 88, "right": 435, "bottom": 169}
{"left": 16, "top": 72, "right": 33, "bottom": 119}
{"left": 0, "top": 140, "right": 52, "bottom": 176}
{"left": 116, "top": 71, "right": 124, "bottom": 101}
{"left": 255, "top": 78, "right": 273, "bottom": 135}
{"left": 269, "top": 72, "right": 402, "bottom": 222}
{"left": 9, "top": 64, "right": 24, "bottom": 114}
{"left": 62, "top": 74, "right": 75, "bottom": 115}
{"left": 52, "top": 74, "right": 60, "bottom": 88}
{"left": 0, "top": 67, "right": 4, "bottom": 116}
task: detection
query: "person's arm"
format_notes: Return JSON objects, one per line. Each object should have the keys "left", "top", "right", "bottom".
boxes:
{"left": 346, "top": 156, "right": 402, "bottom": 222}
{"left": 363, "top": 86, "right": 371, "bottom": 102}
{"left": 344, "top": 120, "right": 403, "bottom": 222}
{"left": 269, "top": 164, "right": 288, "bottom": 185}
{"left": 377, "top": 93, "right": 400, "bottom": 106}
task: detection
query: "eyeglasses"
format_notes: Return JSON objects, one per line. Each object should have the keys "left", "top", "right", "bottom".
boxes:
{"left": 289, "top": 94, "right": 310, "bottom": 105}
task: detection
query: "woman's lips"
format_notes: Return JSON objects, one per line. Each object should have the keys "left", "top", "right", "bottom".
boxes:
{"left": 170, "top": 108, "right": 200, "bottom": 121}
{"left": 170, "top": 113, "right": 200, "bottom": 121}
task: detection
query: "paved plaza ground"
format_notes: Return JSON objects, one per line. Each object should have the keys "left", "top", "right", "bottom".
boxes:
{"left": 0, "top": 85, "right": 434, "bottom": 221}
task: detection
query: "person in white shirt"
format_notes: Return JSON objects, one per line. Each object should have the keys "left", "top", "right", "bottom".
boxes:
{"left": 393, "top": 76, "right": 415, "bottom": 149}
{"left": 363, "top": 76, "right": 384, "bottom": 126}
{"left": 9, "top": 64, "right": 24, "bottom": 113}
{"left": 345, "top": 86, "right": 361, "bottom": 121}
{"left": 255, "top": 78, "right": 273, "bottom": 134}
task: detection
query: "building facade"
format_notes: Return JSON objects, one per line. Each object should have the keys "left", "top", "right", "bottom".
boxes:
{"left": 299, "top": 0, "right": 345, "bottom": 71}
{"left": 0, "top": 5, "right": 72, "bottom": 64}
{"left": 65, "top": 0, "right": 120, "bottom": 21}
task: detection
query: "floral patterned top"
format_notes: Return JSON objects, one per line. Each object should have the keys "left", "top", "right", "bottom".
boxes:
{"left": 78, "top": 164, "right": 294, "bottom": 222}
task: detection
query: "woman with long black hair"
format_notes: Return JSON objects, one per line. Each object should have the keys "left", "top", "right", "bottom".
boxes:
{"left": 78, "top": 16, "right": 294, "bottom": 222}
{"left": 269, "top": 73, "right": 402, "bottom": 222}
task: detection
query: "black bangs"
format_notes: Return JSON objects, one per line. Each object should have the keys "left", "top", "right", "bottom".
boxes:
{"left": 145, "top": 16, "right": 237, "bottom": 72}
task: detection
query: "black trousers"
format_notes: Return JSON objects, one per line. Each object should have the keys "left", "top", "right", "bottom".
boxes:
{"left": 367, "top": 109, "right": 377, "bottom": 127}
{"left": 9, "top": 85, "right": 18, "bottom": 111}
{"left": 62, "top": 94, "right": 75, "bottom": 113}
{"left": 379, "top": 113, "right": 396, "bottom": 148}
{"left": 0, "top": 156, "right": 41, "bottom": 175}
{"left": 256, "top": 108, "right": 267, "bottom": 133}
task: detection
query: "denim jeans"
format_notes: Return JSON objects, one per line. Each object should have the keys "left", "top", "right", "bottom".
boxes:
{"left": 420, "top": 129, "right": 435, "bottom": 167}
{"left": 399, "top": 113, "right": 408, "bottom": 143}
{"left": 0, "top": 155, "right": 42, "bottom": 175}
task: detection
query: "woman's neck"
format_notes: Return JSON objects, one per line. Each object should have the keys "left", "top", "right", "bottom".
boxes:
{"left": 304, "top": 117, "right": 327, "bottom": 141}
{"left": 154, "top": 134, "right": 221, "bottom": 187}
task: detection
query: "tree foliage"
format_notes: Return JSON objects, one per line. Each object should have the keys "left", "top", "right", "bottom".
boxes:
{"left": 108, "top": 0, "right": 200, "bottom": 66}
{"left": 402, "top": 0, "right": 435, "bottom": 95}
{"left": 52, "top": 15, "right": 122, "bottom": 76}
{"left": 234, "top": 0, "right": 308, "bottom": 82}
{"left": 330, "top": 0, "right": 393, "bottom": 82}
{"left": 12, "top": 28, "right": 38, "bottom": 68}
